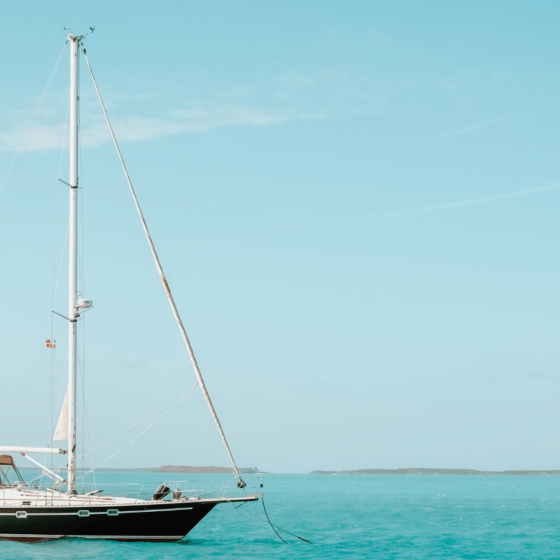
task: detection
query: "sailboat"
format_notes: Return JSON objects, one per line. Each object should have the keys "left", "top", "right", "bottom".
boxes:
{"left": 0, "top": 33, "right": 260, "bottom": 542}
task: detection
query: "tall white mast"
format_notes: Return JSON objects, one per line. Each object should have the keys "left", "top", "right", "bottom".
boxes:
{"left": 67, "top": 33, "right": 81, "bottom": 494}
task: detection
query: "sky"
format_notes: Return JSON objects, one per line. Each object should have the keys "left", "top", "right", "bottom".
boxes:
{"left": 1, "top": 0, "right": 560, "bottom": 474}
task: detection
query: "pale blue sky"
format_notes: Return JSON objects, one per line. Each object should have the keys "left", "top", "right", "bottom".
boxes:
{"left": 1, "top": 1, "right": 560, "bottom": 473}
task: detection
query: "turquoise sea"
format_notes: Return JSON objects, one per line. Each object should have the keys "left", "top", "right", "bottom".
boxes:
{"left": 2, "top": 472, "right": 560, "bottom": 559}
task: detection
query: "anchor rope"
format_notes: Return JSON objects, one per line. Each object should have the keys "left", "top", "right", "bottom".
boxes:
{"left": 226, "top": 496, "right": 312, "bottom": 545}
{"left": 81, "top": 47, "right": 245, "bottom": 484}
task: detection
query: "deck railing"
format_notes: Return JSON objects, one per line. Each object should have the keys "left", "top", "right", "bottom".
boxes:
{"left": 1, "top": 474, "right": 264, "bottom": 506}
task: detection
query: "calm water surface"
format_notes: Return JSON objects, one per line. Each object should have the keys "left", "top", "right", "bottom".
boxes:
{"left": 2, "top": 472, "right": 560, "bottom": 559}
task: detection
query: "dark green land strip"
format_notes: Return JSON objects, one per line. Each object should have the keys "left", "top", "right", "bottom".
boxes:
{"left": 310, "top": 468, "right": 560, "bottom": 476}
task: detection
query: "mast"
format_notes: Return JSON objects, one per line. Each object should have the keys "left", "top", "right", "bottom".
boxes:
{"left": 67, "top": 33, "right": 81, "bottom": 494}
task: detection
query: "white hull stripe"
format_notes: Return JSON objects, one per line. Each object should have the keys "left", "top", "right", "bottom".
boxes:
{"left": 0, "top": 533, "right": 183, "bottom": 540}
{"left": 0, "top": 507, "right": 193, "bottom": 517}
{"left": 0, "top": 534, "right": 64, "bottom": 539}
{"left": 70, "top": 535, "right": 184, "bottom": 540}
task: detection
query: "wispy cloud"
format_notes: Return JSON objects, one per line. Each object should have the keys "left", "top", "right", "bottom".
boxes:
{"left": 0, "top": 105, "right": 286, "bottom": 152}
{"left": 0, "top": 122, "right": 67, "bottom": 152}
{"left": 0, "top": 62, "right": 386, "bottom": 153}
{"left": 432, "top": 116, "right": 507, "bottom": 140}
{"left": 82, "top": 105, "right": 285, "bottom": 148}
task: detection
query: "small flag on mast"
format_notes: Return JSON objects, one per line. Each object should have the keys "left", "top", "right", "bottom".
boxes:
{"left": 46, "top": 339, "right": 56, "bottom": 349}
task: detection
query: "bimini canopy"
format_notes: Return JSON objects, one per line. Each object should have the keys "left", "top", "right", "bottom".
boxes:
{"left": 0, "top": 455, "right": 24, "bottom": 486}
{"left": 0, "top": 455, "right": 15, "bottom": 467}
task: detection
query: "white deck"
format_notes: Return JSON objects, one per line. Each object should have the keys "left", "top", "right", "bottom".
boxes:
{"left": 0, "top": 486, "right": 260, "bottom": 508}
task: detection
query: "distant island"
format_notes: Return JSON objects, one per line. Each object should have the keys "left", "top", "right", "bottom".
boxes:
{"left": 158, "top": 466, "right": 260, "bottom": 474}
{"left": 48, "top": 466, "right": 264, "bottom": 474}
{"left": 22, "top": 465, "right": 560, "bottom": 476}
{"left": 311, "top": 468, "right": 560, "bottom": 476}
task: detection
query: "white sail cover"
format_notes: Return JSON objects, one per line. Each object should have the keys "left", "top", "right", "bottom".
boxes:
{"left": 53, "top": 388, "right": 69, "bottom": 441}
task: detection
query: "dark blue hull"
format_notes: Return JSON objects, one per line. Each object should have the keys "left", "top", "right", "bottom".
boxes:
{"left": 0, "top": 501, "right": 218, "bottom": 542}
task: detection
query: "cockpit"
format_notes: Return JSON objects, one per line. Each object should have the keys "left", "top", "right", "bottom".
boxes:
{"left": 0, "top": 455, "right": 25, "bottom": 487}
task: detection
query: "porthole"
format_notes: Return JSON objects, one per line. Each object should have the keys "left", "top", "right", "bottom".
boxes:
{"left": 15, "top": 511, "right": 27, "bottom": 519}
{"left": 78, "top": 510, "right": 90, "bottom": 517}
{"left": 107, "top": 509, "right": 119, "bottom": 516}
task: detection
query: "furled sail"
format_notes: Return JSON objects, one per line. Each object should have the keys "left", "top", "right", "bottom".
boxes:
{"left": 53, "top": 388, "right": 69, "bottom": 441}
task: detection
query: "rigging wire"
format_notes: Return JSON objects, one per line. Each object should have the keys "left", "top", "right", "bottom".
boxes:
{"left": 50, "top": 339, "right": 56, "bottom": 472}
{"left": 78, "top": 382, "right": 198, "bottom": 479}
{"left": 78, "top": 47, "right": 86, "bottom": 301}
{"left": 50, "top": 92, "right": 70, "bottom": 467}
{"left": 76, "top": 52, "right": 88, "bottom": 483}
{"left": 5, "top": 40, "right": 68, "bottom": 474}
{"left": 52, "top": 353, "right": 69, "bottom": 434}
{"left": 52, "top": 221, "right": 70, "bottom": 307}
{"left": 57, "top": 96, "right": 71, "bottom": 180}
{"left": 77, "top": 382, "right": 199, "bottom": 463}
{"left": 49, "top": 218, "right": 70, "bottom": 462}
{"left": 82, "top": 317, "right": 85, "bottom": 478}
{"left": 81, "top": 45, "right": 246, "bottom": 488}
{"left": 51, "top": 94, "right": 70, "bottom": 304}
{"left": 75, "top": 329, "right": 94, "bottom": 489}
{"left": 78, "top": 338, "right": 97, "bottom": 489}
{"left": 0, "top": 40, "right": 67, "bottom": 217}
{"left": 48, "top": 348, "right": 69, "bottom": 477}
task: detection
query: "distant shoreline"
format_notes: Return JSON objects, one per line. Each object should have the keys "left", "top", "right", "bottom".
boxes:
{"left": 91, "top": 466, "right": 263, "bottom": 474}
{"left": 310, "top": 468, "right": 560, "bottom": 476}
{"left": 18, "top": 466, "right": 560, "bottom": 476}
{"left": 19, "top": 466, "right": 264, "bottom": 474}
